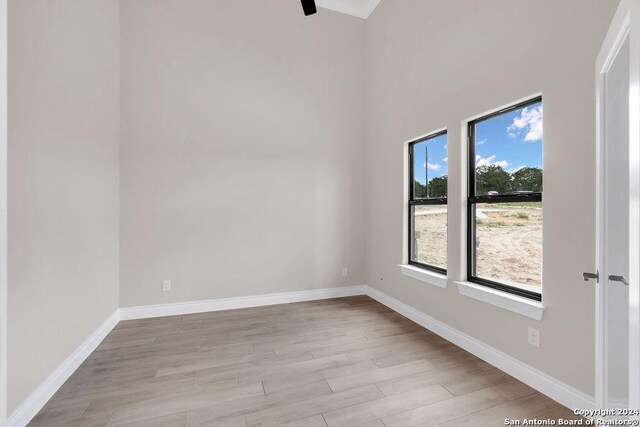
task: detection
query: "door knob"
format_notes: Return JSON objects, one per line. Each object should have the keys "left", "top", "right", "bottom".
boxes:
{"left": 608, "top": 275, "right": 629, "bottom": 286}
{"left": 583, "top": 271, "right": 599, "bottom": 283}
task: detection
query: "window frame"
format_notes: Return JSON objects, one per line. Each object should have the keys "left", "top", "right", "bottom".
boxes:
{"left": 467, "top": 96, "right": 543, "bottom": 301}
{"left": 408, "top": 129, "right": 448, "bottom": 275}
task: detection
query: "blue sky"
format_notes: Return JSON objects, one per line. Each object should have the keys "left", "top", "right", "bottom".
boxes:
{"left": 413, "top": 133, "right": 448, "bottom": 185}
{"left": 413, "top": 101, "right": 543, "bottom": 186}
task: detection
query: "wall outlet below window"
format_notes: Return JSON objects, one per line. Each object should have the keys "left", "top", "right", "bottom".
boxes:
{"left": 528, "top": 327, "right": 540, "bottom": 347}
{"left": 162, "top": 280, "right": 171, "bottom": 292}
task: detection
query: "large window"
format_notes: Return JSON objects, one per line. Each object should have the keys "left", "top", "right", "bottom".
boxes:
{"left": 468, "top": 97, "right": 543, "bottom": 300}
{"left": 408, "top": 130, "right": 448, "bottom": 273}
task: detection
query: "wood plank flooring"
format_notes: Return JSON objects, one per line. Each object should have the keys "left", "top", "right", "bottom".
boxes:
{"left": 29, "top": 296, "right": 581, "bottom": 426}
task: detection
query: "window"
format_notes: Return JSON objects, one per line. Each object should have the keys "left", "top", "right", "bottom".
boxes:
{"left": 468, "top": 97, "right": 543, "bottom": 300}
{"left": 408, "top": 130, "right": 448, "bottom": 274}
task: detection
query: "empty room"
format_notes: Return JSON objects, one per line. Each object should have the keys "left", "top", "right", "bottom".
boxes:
{"left": 2, "top": 0, "right": 640, "bottom": 425}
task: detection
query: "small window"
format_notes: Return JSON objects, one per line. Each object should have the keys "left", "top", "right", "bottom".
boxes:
{"left": 468, "top": 97, "right": 543, "bottom": 300}
{"left": 408, "top": 130, "right": 448, "bottom": 273}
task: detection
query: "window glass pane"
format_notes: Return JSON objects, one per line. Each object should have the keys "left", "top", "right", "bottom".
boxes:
{"left": 410, "top": 205, "right": 447, "bottom": 270}
{"left": 412, "top": 133, "right": 448, "bottom": 199}
{"left": 472, "top": 202, "right": 542, "bottom": 291}
{"left": 474, "top": 101, "right": 542, "bottom": 196}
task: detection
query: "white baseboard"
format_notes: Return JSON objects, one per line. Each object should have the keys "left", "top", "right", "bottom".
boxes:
{"left": 9, "top": 284, "right": 595, "bottom": 426}
{"left": 8, "top": 286, "right": 366, "bottom": 427}
{"left": 8, "top": 310, "right": 120, "bottom": 427}
{"left": 119, "top": 285, "right": 366, "bottom": 321}
{"left": 364, "top": 285, "right": 595, "bottom": 411}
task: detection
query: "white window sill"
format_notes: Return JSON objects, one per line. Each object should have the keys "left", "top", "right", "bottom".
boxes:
{"left": 455, "top": 281, "right": 545, "bottom": 321}
{"left": 398, "top": 264, "right": 447, "bottom": 289}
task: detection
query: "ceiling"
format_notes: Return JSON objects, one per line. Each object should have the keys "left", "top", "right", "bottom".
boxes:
{"left": 315, "top": 0, "right": 382, "bottom": 19}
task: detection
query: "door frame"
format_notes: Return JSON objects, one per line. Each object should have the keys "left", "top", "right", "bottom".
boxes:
{"left": 0, "top": 0, "right": 6, "bottom": 423}
{"left": 595, "top": 0, "right": 640, "bottom": 411}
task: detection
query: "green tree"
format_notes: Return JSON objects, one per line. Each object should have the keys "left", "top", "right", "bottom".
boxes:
{"left": 413, "top": 180, "right": 426, "bottom": 198}
{"left": 427, "top": 176, "right": 447, "bottom": 198}
{"left": 511, "top": 167, "right": 543, "bottom": 192}
{"left": 476, "top": 165, "right": 511, "bottom": 194}
{"left": 414, "top": 177, "right": 447, "bottom": 198}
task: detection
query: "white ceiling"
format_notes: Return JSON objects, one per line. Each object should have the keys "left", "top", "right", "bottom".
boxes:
{"left": 315, "top": 0, "right": 382, "bottom": 19}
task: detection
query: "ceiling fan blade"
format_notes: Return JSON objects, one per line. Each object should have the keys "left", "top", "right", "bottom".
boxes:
{"left": 301, "top": 0, "right": 317, "bottom": 16}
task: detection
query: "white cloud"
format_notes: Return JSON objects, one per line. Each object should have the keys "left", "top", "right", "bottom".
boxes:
{"left": 475, "top": 154, "right": 494, "bottom": 167}
{"left": 507, "top": 105, "right": 543, "bottom": 142}
{"left": 476, "top": 154, "right": 509, "bottom": 169}
{"left": 477, "top": 139, "right": 487, "bottom": 145}
{"left": 508, "top": 165, "right": 526, "bottom": 173}
{"left": 442, "top": 157, "right": 448, "bottom": 162}
{"left": 427, "top": 162, "right": 441, "bottom": 171}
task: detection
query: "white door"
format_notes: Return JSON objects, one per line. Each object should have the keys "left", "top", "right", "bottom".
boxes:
{"left": 604, "top": 35, "right": 630, "bottom": 410}
{"left": 595, "top": 0, "right": 640, "bottom": 413}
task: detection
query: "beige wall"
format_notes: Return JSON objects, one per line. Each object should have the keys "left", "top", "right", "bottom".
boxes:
{"left": 5, "top": 0, "right": 619, "bottom": 415}
{"left": 119, "top": 0, "right": 366, "bottom": 307}
{"left": 364, "top": 0, "right": 618, "bottom": 395}
{"left": 7, "top": 0, "right": 120, "bottom": 413}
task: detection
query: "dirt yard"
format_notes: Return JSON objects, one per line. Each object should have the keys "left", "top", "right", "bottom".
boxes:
{"left": 413, "top": 205, "right": 542, "bottom": 289}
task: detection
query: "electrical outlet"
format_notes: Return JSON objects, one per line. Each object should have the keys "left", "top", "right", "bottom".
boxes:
{"left": 162, "top": 280, "right": 171, "bottom": 292}
{"left": 342, "top": 268, "right": 348, "bottom": 277}
{"left": 528, "top": 327, "right": 540, "bottom": 347}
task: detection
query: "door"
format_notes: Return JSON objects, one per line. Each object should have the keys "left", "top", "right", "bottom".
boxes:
{"left": 604, "top": 36, "right": 630, "bottom": 410}
{"left": 595, "top": 0, "right": 640, "bottom": 413}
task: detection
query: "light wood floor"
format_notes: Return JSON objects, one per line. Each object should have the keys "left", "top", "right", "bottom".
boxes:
{"left": 30, "top": 296, "right": 581, "bottom": 426}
